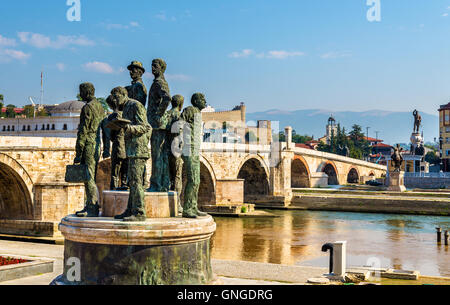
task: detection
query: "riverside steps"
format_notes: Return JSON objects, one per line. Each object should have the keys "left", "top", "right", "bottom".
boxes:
{"left": 257, "top": 188, "right": 450, "bottom": 216}
{"left": 52, "top": 193, "right": 217, "bottom": 285}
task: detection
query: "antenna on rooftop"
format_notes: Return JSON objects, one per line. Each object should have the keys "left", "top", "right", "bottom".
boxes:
{"left": 40, "top": 70, "right": 44, "bottom": 107}
{"left": 29, "top": 97, "right": 36, "bottom": 118}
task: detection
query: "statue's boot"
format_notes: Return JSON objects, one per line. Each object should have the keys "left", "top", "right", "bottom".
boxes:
{"left": 147, "top": 185, "right": 160, "bottom": 193}
{"left": 182, "top": 208, "right": 197, "bottom": 219}
{"left": 194, "top": 208, "right": 207, "bottom": 217}
{"left": 177, "top": 202, "right": 183, "bottom": 215}
{"left": 75, "top": 206, "right": 88, "bottom": 217}
{"left": 114, "top": 209, "right": 132, "bottom": 220}
{"left": 123, "top": 214, "right": 146, "bottom": 222}
{"left": 76, "top": 204, "right": 99, "bottom": 218}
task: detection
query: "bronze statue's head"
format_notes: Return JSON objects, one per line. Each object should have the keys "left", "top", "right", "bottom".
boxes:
{"left": 152, "top": 58, "right": 167, "bottom": 77}
{"left": 191, "top": 93, "right": 206, "bottom": 111}
{"left": 110, "top": 87, "right": 128, "bottom": 109}
{"left": 128, "top": 61, "right": 145, "bottom": 81}
{"left": 106, "top": 95, "right": 116, "bottom": 111}
{"left": 172, "top": 95, "right": 184, "bottom": 110}
{"left": 79, "top": 82, "right": 95, "bottom": 102}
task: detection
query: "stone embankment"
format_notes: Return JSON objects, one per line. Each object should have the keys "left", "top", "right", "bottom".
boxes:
{"left": 263, "top": 189, "right": 450, "bottom": 216}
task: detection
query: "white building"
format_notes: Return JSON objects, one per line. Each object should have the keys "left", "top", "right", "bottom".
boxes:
{"left": 0, "top": 101, "right": 84, "bottom": 138}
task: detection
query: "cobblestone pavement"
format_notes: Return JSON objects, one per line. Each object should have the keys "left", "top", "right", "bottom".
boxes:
{"left": 0, "top": 239, "right": 323, "bottom": 285}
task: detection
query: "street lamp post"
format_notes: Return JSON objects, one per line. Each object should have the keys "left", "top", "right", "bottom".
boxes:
{"left": 439, "top": 136, "right": 444, "bottom": 172}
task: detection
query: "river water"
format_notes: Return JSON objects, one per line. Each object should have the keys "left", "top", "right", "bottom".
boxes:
{"left": 211, "top": 210, "right": 450, "bottom": 277}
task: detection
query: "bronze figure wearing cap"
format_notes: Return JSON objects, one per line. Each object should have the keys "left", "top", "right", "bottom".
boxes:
{"left": 126, "top": 60, "right": 148, "bottom": 107}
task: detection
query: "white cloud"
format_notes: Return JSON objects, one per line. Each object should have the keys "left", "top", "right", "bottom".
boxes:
{"left": 56, "top": 63, "right": 66, "bottom": 71}
{"left": 229, "top": 49, "right": 305, "bottom": 59}
{"left": 155, "top": 12, "right": 176, "bottom": 21}
{"left": 0, "top": 34, "right": 16, "bottom": 47}
{"left": 104, "top": 21, "right": 140, "bottom": 30}
{"left": 83, "top": 61, "right": 114, "bottom": 74}
{"left": 166, "top": 74, "right": 192, "bottom": 81}
{"left": 144, "top": 72, "right": 191, "bottom": 82}
{"left": 320, "top": 51, "right": 352, "bottom": 59}
{"left": 229, "top": 49, "right": 254, "bottom": 58}
{"left": 265, "top": 50, "right": 305, "bottom": 59}
{"left": 442, "top": 13, "right": 449, "bottom": 17}
{"left": 18, "top": 32, "right": 95, "bottom": 49}
{"left": 0, "top": 48, "right": 30, "bottom": 63}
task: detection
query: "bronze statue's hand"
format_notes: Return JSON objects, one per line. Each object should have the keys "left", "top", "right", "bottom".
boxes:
{"left": 74, "top": 156, "right": 82, "bottom": 165}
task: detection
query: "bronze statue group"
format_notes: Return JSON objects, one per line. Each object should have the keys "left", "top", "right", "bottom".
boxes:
{"left": 73, "top": 59, "right": 207, "bottom": 221}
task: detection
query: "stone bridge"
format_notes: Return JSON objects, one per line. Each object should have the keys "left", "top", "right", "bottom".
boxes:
{"left": 0, "top": 136, "right": 385, "bottom": 237}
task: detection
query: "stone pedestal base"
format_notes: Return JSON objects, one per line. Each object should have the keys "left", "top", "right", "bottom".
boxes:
{"left": 102, "top": 191, "right": 178, "bottom": 218}
{"left": 52, "top": 215, "right": 216, "bottom": 285}
{"left": 388, "top": 171, "right": 406, "bottom": 192}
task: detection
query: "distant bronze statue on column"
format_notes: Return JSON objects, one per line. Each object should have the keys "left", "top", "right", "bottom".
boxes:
{"left": 413, "top": 110, "right": 421, "bottom": 133}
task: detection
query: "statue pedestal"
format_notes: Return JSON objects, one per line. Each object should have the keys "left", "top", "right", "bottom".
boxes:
{"left": 102, "top": 191, "right": 178, "bottom": 218}
{"left": 52, "top": 215, "right": 217, "bottom": 285}
{"left": 388, "top": 171, "right": 406, "bottom": 192}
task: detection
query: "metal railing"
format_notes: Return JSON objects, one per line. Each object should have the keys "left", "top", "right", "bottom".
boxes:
{"left": 404, "top": 172, "right": 450, "bottom": 178}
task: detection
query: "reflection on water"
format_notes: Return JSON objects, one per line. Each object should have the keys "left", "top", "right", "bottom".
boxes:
{"left": 211, "top": 210, "right": 450, "bottom": 277}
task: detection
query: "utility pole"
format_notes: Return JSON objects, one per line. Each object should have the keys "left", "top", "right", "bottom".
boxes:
{"left": 375, "top": 131, "right": 379, "bottom": 141}
{"left": 366, "top": 127, "right": 370, "bottom": 140}
{"left": 40, "top": 70, "right": 44, "bottom": 108}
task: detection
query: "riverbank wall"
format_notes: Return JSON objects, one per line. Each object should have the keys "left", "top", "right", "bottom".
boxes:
{"left": 254, "top": 191, "right": 450, "bottom": 216}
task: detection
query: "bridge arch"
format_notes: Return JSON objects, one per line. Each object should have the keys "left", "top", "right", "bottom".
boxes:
{"left": 0, "top": 153, "right": 34, "bottom": 220}
{"left": 291, "top": 156, "right": 311, "bottom": 188}
{"left": 237, "top": 155, "right": 270, "bottom": 201}
{"left": 318, "top": 161, "right": 339, "bottom": 185}
{"left": 198, "top": 156, "right": 216, "bottom": 207}
{"left": 96, "top": 158, "right": 112, "bottom": 206}
{"left": 181, "top": 157, "right": 217, "bottom": 208}
{"left": 347, "top": 167, "right": 360, "bottom": 184}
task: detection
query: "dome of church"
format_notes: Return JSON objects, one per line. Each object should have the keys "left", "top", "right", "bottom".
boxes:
{"left": 49, "top": 100, "right": 85, "bottom": 115}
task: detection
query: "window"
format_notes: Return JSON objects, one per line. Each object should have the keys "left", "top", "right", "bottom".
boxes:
{"left": 446, "top": 127, "right": 450, "bottom": 133}
{"left": 7, "top": 126, "right": 10, "bottom": 131}
{"left": 35, "top": 125, "right": 38, "bottom": 131}
{"left": 63, "top": 124, "right": 68, "bottom": 131}
{"left": 27, "top": 125, "right": 31, "bottom": 131}
{"left": 51, "top": 124, "right": 55, "bottom": 130}
{"left": 11, "top": 126, "right": 14, "bottom": 131}
{"left": 41, "top": 125, "right": 45, "bottom": 130}
{"left": 2, "top": 126, "right": 5, "bottom": 131}
{"left": 447, "top": 150, "right": 450, "bottom": 156}
{"left": 46, "top": 124, "right": 50, "bottom": 130}
{"left": 22, "top": 126, "right": 26, "bottom": 131}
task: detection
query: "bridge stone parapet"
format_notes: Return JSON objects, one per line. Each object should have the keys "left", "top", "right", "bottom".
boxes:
{"left": 0, "top": 136, "right": 387, "bottom": 237}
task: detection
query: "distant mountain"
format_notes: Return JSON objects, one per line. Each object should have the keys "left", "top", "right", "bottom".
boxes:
{"left": 246, "top": 109, "right": 439, "bottom": 145}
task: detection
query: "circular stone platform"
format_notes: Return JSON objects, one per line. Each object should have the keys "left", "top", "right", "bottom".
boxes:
{"left": 52, "top": 215, "right": 217, "bottom": 285}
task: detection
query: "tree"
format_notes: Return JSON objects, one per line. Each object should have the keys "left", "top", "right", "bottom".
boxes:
{"left": 23, "top": 105, "right": 35, "bottom": 118}
{"left": 6, "top": 104, "right": 16, "bottom": 118}
{"left": 292, "top": 134, "right": 313, "bottom": 144}
{"left": 97, "top": 97, "right": 110, "bottom": 112}
{"left": 245, "top": 131, "right": 258, "bottom": 144}
{"left": 425, "top": 151, "right": 440, "bottom": 166}
{"left": 0, "top": 101, "right": 3, "bottom": 118}
{"left": 36, "top": 108, "right": 49, "bottom": 117}
{"left": 276, "top": 132, "right": 286, "bottom": 142}
{"left": 348, "top": 124, "right": 370, "bottom": 160}
{"left": 317, "top": 141, "right": 331, "bottom": 153}
{"left": 0, "top": 94, "right": 3, "bottom": 101}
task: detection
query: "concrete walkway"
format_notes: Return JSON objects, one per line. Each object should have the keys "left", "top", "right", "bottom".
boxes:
{"left": 0, "top": 239, "right": 325, "bottom": 285}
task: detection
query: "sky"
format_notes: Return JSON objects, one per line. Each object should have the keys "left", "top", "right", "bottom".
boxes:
{"left": 0, "top": 0, "right": 450, "bottom": 115}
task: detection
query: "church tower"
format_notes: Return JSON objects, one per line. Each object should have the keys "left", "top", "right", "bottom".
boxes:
{"left": 326, "top": 115, "right": 337, "bottom": 145}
